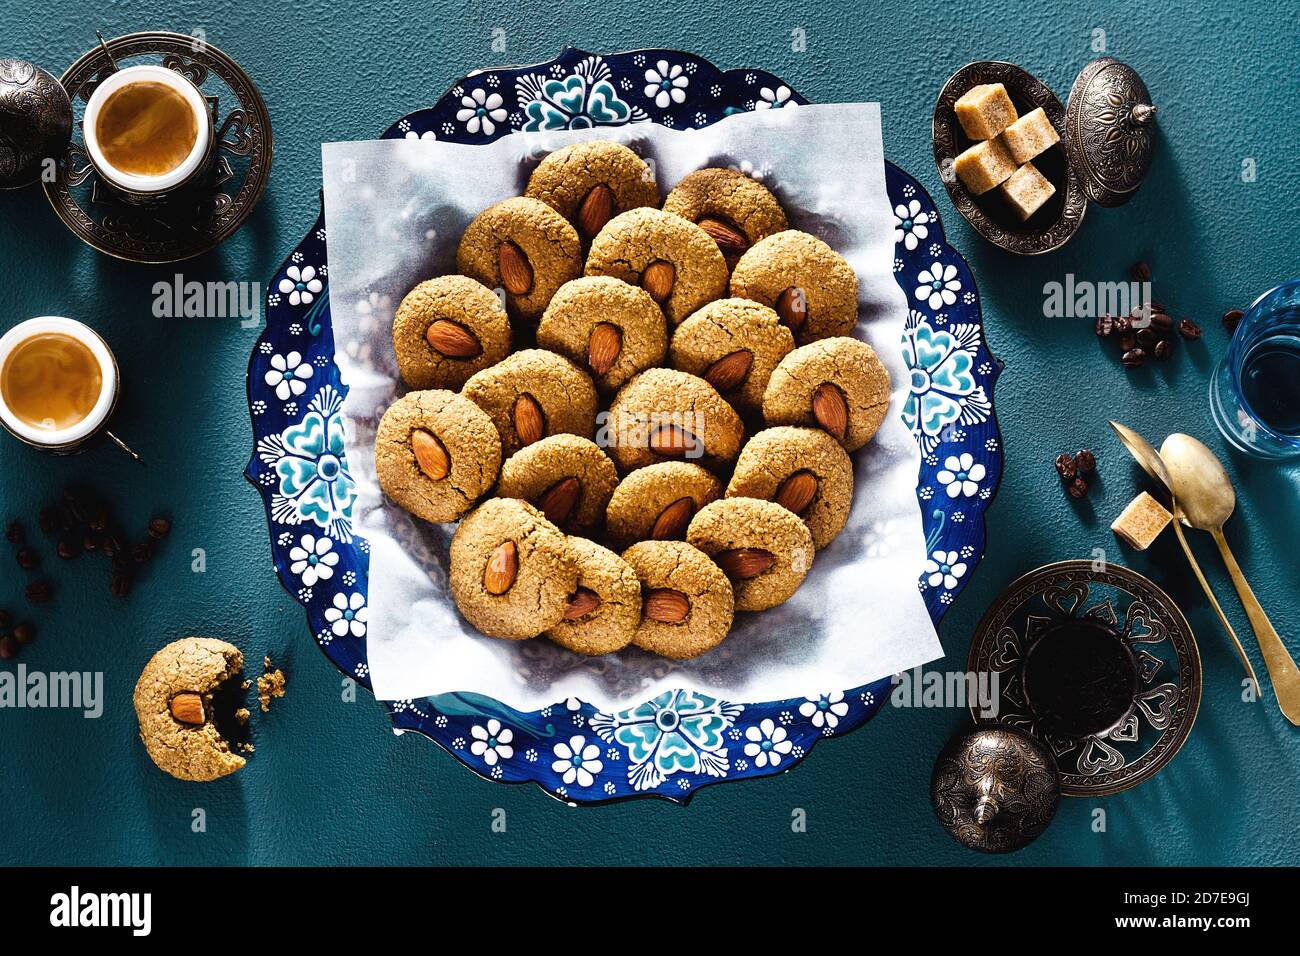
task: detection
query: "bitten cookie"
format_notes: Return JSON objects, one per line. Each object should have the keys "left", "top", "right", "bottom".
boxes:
{"left": 544, "top": 536, "right": 642, "bottom": 655}
{"left": 584, "top": 208, "right": 728, "bottom": 326}
{"left": 456, "top": 197, "right": 582, "bottom": 322}
{"left": 603, "top": 368, "right": 744, "bottom": 473}
{"left": 621, "top": 540, "right": 734, "bottom": 659}
{"left": 662, "top": 168, "right": 788, "bottom": 267}
{"left": 134, "top": 637, "right": 246, "bottom": 782}
{"left": 392, "top": 275, "right": 511, "bottom": 390}
{"left": 375, "top": 389, "right": 503, "bottom": 523}
{"left": 525, "top": 140, "right": 660, "bottom": 241}
{"left": 726, "top": 426, "right": 854, "bottom": 549}
{"left": 686, "top": 497, "right": 814, "bottom": 611}
{"left": 763, "top": 337, "right": 891, "bottom": 452}
{"left": 462, "top": 349, "right": 598, "bottom": 457}
{"left": 669, "top": 298, "right": 794, "bottom": 416}
{"left": 604, "top": 461, "right": 724, "bottom": 551}
{"left": 449, "top": 498, "right": 579, "bottom": 640}
{"left": 496, "top": 434, "right": 619, "bottom": 535}
{"left": 730, "top": 230, "right": 859, "bottom": 345}
{"left": 537, "top": 276, "right": 667, "bottom": 392}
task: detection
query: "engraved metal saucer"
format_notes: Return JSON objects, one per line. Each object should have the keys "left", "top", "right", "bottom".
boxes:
{"left": 968, "top": 560, "right": 1201, "bottom": 797}
{"left": 43, "top": 32, "right": 272, "bottom": 263}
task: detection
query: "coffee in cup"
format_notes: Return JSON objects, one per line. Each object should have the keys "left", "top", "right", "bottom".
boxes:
{"left": 0, "top": 317, "right": 119, "bottom": 452}
{"left": 82, "top": 65, "right": 213, "bottom": 198}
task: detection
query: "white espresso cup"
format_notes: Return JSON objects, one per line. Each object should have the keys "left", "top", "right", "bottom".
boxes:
{"left": 0, "top": 316, "right": 120, "bottom": 453}
{"left": 82, "top": 64, "right": 214, "bottom": 199}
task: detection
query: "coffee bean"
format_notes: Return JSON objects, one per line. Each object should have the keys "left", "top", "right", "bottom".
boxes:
{"left": 63, "top": 486, "right": 95, "bottom": 523}
{"left": 1136, "top": 327, "right": 1157, "bottom": 348}
{"left": 1075, "top": 449, "right": 1097, "bottom": 473}
{"left": 56, "top": 537, "right": 81, "bottom": 560}
{"left": 1222, "top": 308, "right": 1244, "bottom": 332}
{"left": 1151, "top": 311, "right": 1174, "bottom": 331}
{"left": 1150, "top": 301, "right": 1166, "bottom": 315}
{"left": 83, "top": 529, "right": 102, "bottom": 552}
{"left": 16, "top": 547, "right": 39, "bottom": 570}
{"left": 102, "top": 535, "right": 123, "bottom": 557}
{"left": 1113, "top": 315, "right": 1132, "bottom": 334}
{"left": 1131, "top": 261, "right": 1152, "bottom": 283}
{"left": 132, "top": 540, "right": 156, "bottom": 565}
{"left": 1067, "top": 477, "right": 1090, "bottom": 499}
{"left": 1055, "top": 453, "right": 1077, "bottom": 480}
{"left": 0, "top": 636, "right": 16, "bottom": 661}
{"left": 1119, "top": 331, "right": 1137, "bottom": 352}
{"left": 1178, "top": 319, "right": 1202, "bottom": 340}
{"left": 4, "top": 520, "right": 23, "bottom": 545}
{"left": 110, "top": 573, "right": 132, "bottom": 598}
{"left": 89, "top": 505, "right": 109, "bottom": 533}
{"left": 25, "top": 581, "right": 51, "bottom": 605}
{"left": 12, "top": 623, "right": 34, "bottom": 645}
{"left": 147, "top": 516, "right": 172, "bottom": 539}
{"left": 1154, "top": 339, "right": 1172, "bottom": 360}
{"left": 1121, "top": 348, "right": 1146, "bottom": 368}
{"left": 1095, "top": 315, "right": 1116, "bottom": 337}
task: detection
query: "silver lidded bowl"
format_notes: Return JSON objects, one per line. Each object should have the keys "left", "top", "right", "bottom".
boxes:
{"left": 933, "top": 57, "right": 1156, "bottom": 254}
{"left": 0, "top": 58, "right": 72, "bottom": 189}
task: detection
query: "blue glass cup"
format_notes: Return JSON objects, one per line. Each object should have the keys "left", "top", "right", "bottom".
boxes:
{"left": 1210, "top": 279, "right": 1300, "bottom": 460}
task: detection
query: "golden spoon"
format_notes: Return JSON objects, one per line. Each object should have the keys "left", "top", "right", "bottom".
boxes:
{"left": 1160, "top": 432, "right": 1300, "bottom": 725}
{"left": 1109, "top": 422, "right": 1259, "bottom": 697}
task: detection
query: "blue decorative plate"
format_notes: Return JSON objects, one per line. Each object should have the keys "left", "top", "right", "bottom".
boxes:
{"left": 245, "top": 48, "right": 1004, "bottom": 804}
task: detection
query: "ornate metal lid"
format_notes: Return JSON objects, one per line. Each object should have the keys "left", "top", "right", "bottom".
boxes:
{"left": 1065, "top": 57, "right": 1156, "bottom": 207}
{"left": 931, "top": 726, "right": 1060, "bottom": 853}
{"left": 0, "top": 59, "right": 72, "bottom": 189}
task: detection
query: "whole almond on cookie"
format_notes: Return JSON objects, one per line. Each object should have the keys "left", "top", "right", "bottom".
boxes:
{"left": 641, "top": 260, "right": 676, "bottom": 303}
{"left": 774, "top": 470, "right": 818, "bottom": 515}
{"left": 512, "top": 393, "right": 546, "bottom": 446}
{"left": 811, "top": 382, "right": 848, "bottom": 440}
{"left": 577, "top": 184, "right": 616, "bottom": 239}
{"left": 410, "top": 429, "right": 451, "bottom": 480}
{"left": 650, "top": 497, "right": 695, "bottom": 540}
{"left": 425, "top": 319, "right": 483, "bottom": 359}
{"left": 498, "top": 241, "right": 534, "bottom": 295}
{"left": 587, "top": 322, "right": 623, "bottom": 376}
{"left": 644, "top": 588, "right": 690, "bottom": 623}
{"left": 483, "top": 541, "right": 519, "bottom": 595}
{"left": 704, "top": 349, "right": 754, "bottom": 393}
{"left": 169, "top": 692, "right": 205, "bottom": 726}
{"left": 697, "top": 216, "right": 748, "bottom": 257}
{"left": 715, "top": 547, "right": 776, "bottom": 580}
{"left": 537, "top": 477, "right": 581, "bottom": 528}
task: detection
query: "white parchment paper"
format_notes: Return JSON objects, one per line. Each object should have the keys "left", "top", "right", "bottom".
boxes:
{"left": 321, "top": 104, "right": 945, "bottom": 709}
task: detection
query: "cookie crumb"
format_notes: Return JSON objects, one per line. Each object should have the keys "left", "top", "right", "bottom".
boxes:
{"left": 235, "top": 707, "right": 251, "bottom": 725}
{"left": 257, "top": 657, "right": 286, "bottom": 713}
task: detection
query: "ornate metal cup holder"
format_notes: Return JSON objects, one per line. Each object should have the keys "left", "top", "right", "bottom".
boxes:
{"left": 43, "top": 31, "right": 272, "bottom": 263}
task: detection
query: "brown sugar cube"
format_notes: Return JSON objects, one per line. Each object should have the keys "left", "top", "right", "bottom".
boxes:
{"left": 1110, "top": 491, "right": 1172, "bottom": 550}
{"left": 1000, "top": 108, "right": 1060, "bottom": 164}
{"left": 954, "top": 83, "right": 1018, "bottom": 140}
{"left": 954, "top": 137, "right": 1017, "bottom": 195}
{"left": 999, "top": 162, "right": 1056, "bottom": 220}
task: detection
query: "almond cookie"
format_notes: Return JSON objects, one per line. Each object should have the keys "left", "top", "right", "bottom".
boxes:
{"left": 662, "top": 167, "right": 788, "bottom": 267}
{"left": 134, "top": 637, "right": 246, "bottom": 782}
{"left": 456, "top": 197, "right": 582, "bottom": 322}
{"left": 604, "top": 461, "right": 724, "bottom": 551}
{"left": 524, "top": 140, "right": 660, "bottom": 242}
{"left": 603, "top": 368, "right": 744, "bottom": 473}
{"left": 584, "top": 208, "right": 728, "bottom": 326}
{"left": 686, "top": 497, "right": 814, "bottom": 611}
{"left": 668, "top": 298, "right": 794, "bottom": 416}
{"left": 375, "top": 389, "right": 502, "bottom": 523}
{"left": 496, "top": 434, "right": 619, "bottom": 535}
{"left": 763, "top": 337, "right": 891, "bottom": 452}
{"left": 462, "top": 349, "right": 598, "bottom": 457}
{"left": 544, "top": 536, "right": 641, "bottom": 655}
{"left": 392, "top": 275, "right": 511, "bottom": 390}
{"left": 730, "top": 230, "right": 859, "bottom": 345}
{"left": 621, "top": 540, "right": 734, "bottom": 659}
{"left": 449, "top": 497, "right": 579, "bottom": 640}
{"left": 537, "top": 276, "right": 667, "bottom": 392}
{"left": 726, "top": 426, "right": 853, "bottom": 549}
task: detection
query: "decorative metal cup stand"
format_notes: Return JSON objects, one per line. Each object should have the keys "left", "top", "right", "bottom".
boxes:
{"left": 931, "top": 560, "right": 1201, "bottom": 852}
{"left": 42, "top": 31, "right": 272, "bottom": 264}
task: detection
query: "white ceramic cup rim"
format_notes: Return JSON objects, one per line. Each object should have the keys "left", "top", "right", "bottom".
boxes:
{"left": 82, "top": 65, "right": 211, "bottom": 194}
{"left": 0, "top": 317, "right": 118, "bottom": 446}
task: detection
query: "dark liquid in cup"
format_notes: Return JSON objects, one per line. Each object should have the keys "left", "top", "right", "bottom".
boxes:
{"left": 95, "top": 80, "right": 199, "bottom": 177}
{"left": 1239, "top": 307, "right": 1300, "bottom": 439}
{"left": 1022, "top": 620, "right": 1138, "bottom": 738}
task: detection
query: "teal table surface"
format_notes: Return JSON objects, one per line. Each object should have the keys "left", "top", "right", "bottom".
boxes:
{"left": 2, "top": 0, "right": 1298, "bottom": 866}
